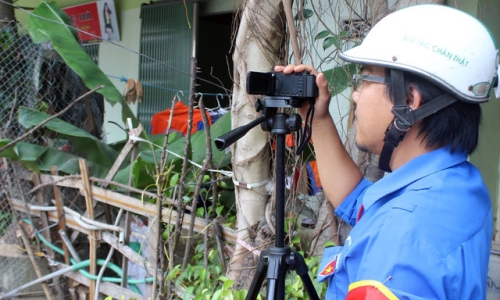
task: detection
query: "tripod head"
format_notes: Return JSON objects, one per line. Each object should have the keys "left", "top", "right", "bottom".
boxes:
{"left": 215, "top": 70, "right": 318, "bottom": 150}
{"left": 214, "top": 96, "right": 304, "bottom": 151}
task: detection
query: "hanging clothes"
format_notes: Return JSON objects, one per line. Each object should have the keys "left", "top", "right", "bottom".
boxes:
{"left": 150, "top": 101, "right": 212, "bottom": 135}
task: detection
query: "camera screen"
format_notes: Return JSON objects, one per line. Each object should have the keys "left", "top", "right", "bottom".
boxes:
{"left": 246, "top": 72, "right": 274, "bottom": 95}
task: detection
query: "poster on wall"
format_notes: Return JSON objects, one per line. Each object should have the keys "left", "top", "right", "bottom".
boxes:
{"left": 62, "top": 0, "right": 120, "bottom": 44}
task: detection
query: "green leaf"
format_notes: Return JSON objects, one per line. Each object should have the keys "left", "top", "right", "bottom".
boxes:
{"left": 324, "top": 240, "right": 336, "bottom": 248}
{"left": 196, "top": 207, "right": 205, "bottom": 217}
{"left": 322, "top": 63, "right": 358, "bottom": 96}
{"left": 294, "top": 9, "right": 314, "bottom": 20}
{"left": 200, "top": 268, "right": 207, "bottom": 282}
{"left": 27, "top": 1, "right": 77, "bottom": 43}
{"left": 212, "top": 289, "right": 221, "bottom": 300}
{"left": 118, "top": 146, "right": 183, "bottom": 190}
{"left": 0, "top": 139, "right": 109, "bottom": 178}
{"left": 191, "top": 113, "right": 232, "bottom": 168}
{"left": 322, "top": 36, "right": 334, "bottom": 50}
{"left": 315, "top": 30, "right": 331, "bottom": 40}
{"left": 17, "top": 107, "right": 118, "bottom": 168}
{"left": 215, "top": 205, "right": 224, "bottom": 216}
{"left": 27, "top": 1, "right": 140, "bottom": 130}
{"left": 183, "top": 286, "right": 194, "bottom": 300}
{"left": 323, "top": 35, "right": 341, "bottom": 50}
{"left": 303, "top": 9, "right": 314, "bottom": 19}
{"left": 223, "top": 278, "right": 234, "bottom": 290}
{"left": 170, "top": 173, "right": 180, "bottom": 187}
{"left": 339, "top": 30, "right": 350, "bottom": 38}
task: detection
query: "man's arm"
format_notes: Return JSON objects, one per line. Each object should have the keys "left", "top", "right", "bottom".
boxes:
{"left": 275, "top": 64, "right": 363, "bottom": 208}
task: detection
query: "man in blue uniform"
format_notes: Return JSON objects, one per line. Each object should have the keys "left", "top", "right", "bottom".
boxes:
{"left": 276, "top": 4, "right": 498, "bottom": 299}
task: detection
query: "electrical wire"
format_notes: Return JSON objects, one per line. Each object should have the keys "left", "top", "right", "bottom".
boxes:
{"left": 95, "top": 208, "right": 125, "bottom": 300}
{"left": 17, "top": 219, "right": 155, "bottom": 297}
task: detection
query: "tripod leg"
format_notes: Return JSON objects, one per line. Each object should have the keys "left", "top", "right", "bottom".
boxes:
{"left": 287, "top": 251, "right": 320, "bottom": 300}
{"left": 246, "top": 250, "right": 269, "bottom": 300}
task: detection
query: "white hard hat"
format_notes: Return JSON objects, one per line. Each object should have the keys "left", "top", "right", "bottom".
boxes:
{"left": 339, "top": 4, "right": 499, "bottom": 103}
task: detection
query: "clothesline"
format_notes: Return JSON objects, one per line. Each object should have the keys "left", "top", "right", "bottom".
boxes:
{"left": 106, "top": 74, "right": 232, "bottom": 99}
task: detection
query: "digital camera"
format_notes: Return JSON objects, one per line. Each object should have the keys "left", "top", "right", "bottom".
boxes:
{"left": 246, "top": 71, "right": 318, "bottom": 100}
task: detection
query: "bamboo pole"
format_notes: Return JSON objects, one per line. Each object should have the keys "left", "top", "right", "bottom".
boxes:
{"left": 30, "top": 173, "right": 65, "bottom": 299}
{"left": 79, "top": 159, "right": 97, "bottom": 299}
{"left": 17, "top": 223, "right": 56, "bottom": 300}
{"left": 51, "top": 166, "right": 77, "bottom": 300}
{"left": 12, "top": 179, "right": 238, "bottom": 243}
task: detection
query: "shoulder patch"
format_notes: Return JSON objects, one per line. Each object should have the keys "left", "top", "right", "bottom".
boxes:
{"left": 319, "top": 259, "right": 336, "bottom": 277}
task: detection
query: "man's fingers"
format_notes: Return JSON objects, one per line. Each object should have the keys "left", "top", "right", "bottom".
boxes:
{"left": 276, "top": 64, "right": 319, "bottom": 75}
{"left": 318, "top": 75, "right": 331, "bottom": 105}
{"left": 274, "top": 66, "right": 285, "bottom": 72}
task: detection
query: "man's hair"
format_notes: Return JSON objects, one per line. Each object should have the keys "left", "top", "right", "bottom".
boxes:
{"left": 386, "top": 69, "right": 482, "bottom": 155}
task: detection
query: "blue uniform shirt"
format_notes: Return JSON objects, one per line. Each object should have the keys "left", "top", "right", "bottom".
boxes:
{"left": 317, "top": 147, "right": 492, "bottom": 299}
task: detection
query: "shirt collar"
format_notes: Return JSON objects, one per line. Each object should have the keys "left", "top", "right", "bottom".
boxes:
{"left": 362, "top": 146, "right": 468, "bottom": 211}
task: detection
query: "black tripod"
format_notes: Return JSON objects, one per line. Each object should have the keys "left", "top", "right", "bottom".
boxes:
{"left": 215, "top": 97, "right": 320, "bottom": 300}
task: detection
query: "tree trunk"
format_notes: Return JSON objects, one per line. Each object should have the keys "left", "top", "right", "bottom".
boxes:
{"left": 227, "top": 0, "right": 285, "bottom": 288}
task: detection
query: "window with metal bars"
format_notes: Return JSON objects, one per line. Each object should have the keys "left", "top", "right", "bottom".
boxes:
{"left": 137, "top": 2, "right": 194, "bottom": 134}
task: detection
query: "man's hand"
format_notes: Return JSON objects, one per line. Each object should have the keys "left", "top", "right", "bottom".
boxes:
{"left": 274, "top": 64, "right": 332, "bottom": 122}
{"left": 274, "top": 64, "right": 363, "bottom": 209}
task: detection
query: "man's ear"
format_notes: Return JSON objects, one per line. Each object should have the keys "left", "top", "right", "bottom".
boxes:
{"left": 407, "top": 84, "right": 423, "bottom": 109}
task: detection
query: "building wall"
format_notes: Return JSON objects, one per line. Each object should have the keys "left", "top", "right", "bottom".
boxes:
{"left": 453, "top": 0, "right": 500, "bottom": 247}
{"left": 99, "top": 6, "right": 143, "bottom": 143}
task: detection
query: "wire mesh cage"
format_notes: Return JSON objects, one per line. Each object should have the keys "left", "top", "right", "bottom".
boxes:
{"left": 0, "top": 20, "right": 104, "bottom": 299}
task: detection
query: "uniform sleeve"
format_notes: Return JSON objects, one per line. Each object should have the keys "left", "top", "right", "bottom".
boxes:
{"left": 335, "top": 178, "right": 371, "bottom": 226}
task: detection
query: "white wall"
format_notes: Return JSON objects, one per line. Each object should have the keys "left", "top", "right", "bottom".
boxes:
{"left": 99, "top": 7, "right": 142, "bottom": 144}
{"left": 299, "top": 1, "right": 359, "bottom": 142}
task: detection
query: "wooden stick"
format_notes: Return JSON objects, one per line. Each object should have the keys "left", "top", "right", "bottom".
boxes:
{"left": 31, "top": 174, "right": 54, "bottom": 257}
{"left": 121, "top": 142, "right": 140, "bottom": 287}
{"left": 79, "top": 159, "right": 97, "bottom": 299}
{"left": 31, "top": 174, "right": 65, "bottom": 298}
{"left": 14, "top": 178, "right": 238, "bottom": 243}
{"left": 101, "top": 231, "right": 161, "bottom": 278}
{"left": 283, "top": 0, "right": 302, "bottom": 64}
{"left": 51, "top": 167, "right": 77, "bottom": 300}
{"left": 17, "top": 223, "right": 56, "bottom": 300}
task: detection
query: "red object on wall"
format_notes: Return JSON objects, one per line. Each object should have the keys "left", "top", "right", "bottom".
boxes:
{"left": 62, "top": 1, "right": 120, "bottom": 44}
{"left": 63, "top": 3, "right": 102, "bottom": 44}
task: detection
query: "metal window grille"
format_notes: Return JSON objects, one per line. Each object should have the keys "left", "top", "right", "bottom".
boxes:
{"left": 137, "top": 2, "right": 194, "bottom": 134}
